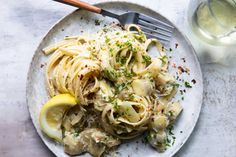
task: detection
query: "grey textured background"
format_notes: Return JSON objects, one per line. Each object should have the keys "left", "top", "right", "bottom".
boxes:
{"left": 0, "top": 0, "right": 235, "bottom": 157}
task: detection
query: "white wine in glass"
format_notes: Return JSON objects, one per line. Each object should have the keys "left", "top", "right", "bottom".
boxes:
{"left": 191, "top": 0, "right": 236, "bottom": 45}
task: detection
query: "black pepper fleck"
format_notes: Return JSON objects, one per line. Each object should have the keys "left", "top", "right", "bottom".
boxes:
{"left": 175, "top": 43, "right": 179, "bottom": 48}
{"left": 181, "top": 58, "right": 186, "bottom": 62}
{"left": 162, "top": 46, "right": 165, "bottom": 51}
{"left": 191, "top": 79, "right": 196, "bottom": 84}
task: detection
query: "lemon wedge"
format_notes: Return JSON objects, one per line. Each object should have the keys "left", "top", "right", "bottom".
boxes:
{"left": 39, "top": 94, "right": 77, "bottom": 142}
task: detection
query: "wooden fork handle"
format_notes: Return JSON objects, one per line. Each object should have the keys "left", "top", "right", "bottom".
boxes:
{"left": 54, "top": 0, "right": 102, "bottom": 14}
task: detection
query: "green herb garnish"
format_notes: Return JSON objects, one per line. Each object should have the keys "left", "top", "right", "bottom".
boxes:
{"left": 145, "top": 133, "right": 152, "bottom": 142}
{"left": 103, "top": 68, "right": 118, "bottom": 81}
{"left": 120, "top": 56, "right": 127, "bottom": 65}
{"left": 115, "top": 82, "right": 130, "bottom": 93}
{"left": 159, "top": 55, "right": 168, "bottom": 65}
{"left": 134, "top": 32, "right": 146, "bottom": 42}
{"left": 109, "top": 48, "right": 114, "bottom": 53}
{"left": 142, "top": 55, "right": 152, "bottom": 64}
{"left": 172, "top": 136, "right": 176, "bottom": 145}
{"left": 123, "top": 69, "right": 134, "bottom": 78}
{"left": 128, "top": 93, "right": 134, "bottom": 100}
{"left": 168, "top": 111, "right": 174, "bottom": 118}
{"left": 115, "top": 41, "right": 122, "bottom": 48}
{"left": 113, "top": 101, "right": 120, "bottom": 110}
{"left": 95, "top": 19, "right": 101, "bottom": 25}
{"left": 184, "top": 81, "right": 192, "bottom": 88}
{"left": 172, "top": 83, "right": 180, "bottom": 88}
{"left": 102, "top": 28, "right": 109, "bottom": 33}
{"left": 164, "top": 125, "right": 176, "bottom": 147}
{"left": 167, "top": 125, "right": 174, "bottom": 135}
{"left": 73, "top": 127, "right": 80, "bottom": 137}
{"left": 73, "top": 132, "right": 80, "bottom": 137}
{"left": 108, "top": 96, "right": 115, "bottom": 102}
{"left": 105, "top": 36, "right": 110, "bottom": 43}
{"left": 165, "top": 137, "right": 171, "bottom": 147}
{"left": 124, "top": 41, "right": 132, "bottom": 48}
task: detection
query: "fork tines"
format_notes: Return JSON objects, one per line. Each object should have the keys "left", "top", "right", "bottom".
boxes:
{"left": 137, "top": 14, "right": 174, "bottom": 44}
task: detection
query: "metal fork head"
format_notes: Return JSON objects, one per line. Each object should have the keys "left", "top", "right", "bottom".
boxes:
{"left": 119, "top": 12, "right": 174, "bottom": 45}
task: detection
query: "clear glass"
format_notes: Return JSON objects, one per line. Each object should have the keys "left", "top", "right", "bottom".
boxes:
{"left": 189, "top": 0, "right": 236, "bottom": 45}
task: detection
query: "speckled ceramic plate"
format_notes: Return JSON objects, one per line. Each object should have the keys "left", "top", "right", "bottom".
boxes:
{"left": 26, "top": 1, "right": 203, "bottom": 157}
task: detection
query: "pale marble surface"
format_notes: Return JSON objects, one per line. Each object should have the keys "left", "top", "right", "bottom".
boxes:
{"left": 0, "top": 0, "right": 235, "bottom": 157}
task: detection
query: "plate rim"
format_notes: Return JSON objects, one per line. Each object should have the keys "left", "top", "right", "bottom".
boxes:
{"left": 26, "top": 1, "right": 203, "bottom": 156}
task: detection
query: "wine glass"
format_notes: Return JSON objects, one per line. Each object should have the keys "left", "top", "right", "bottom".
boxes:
{"left": 188, "top": 0, "right": 236, "bottom": 45}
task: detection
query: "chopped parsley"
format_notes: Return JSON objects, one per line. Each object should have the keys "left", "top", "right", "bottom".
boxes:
{"left": 73, "top": 132, "right": 80, "bottom": 137}
{"left": 167, "top": 125, "right": 174, "bottom": 135}
{"left": 95, "top": 19, "right": 102, "bottom": 25}
{"left": 115, "top": 41, "right": 122, "bottom": 48}
{"left": 105, "top": 36, "right": 110, "bottom": 43}
{"left": 119, "top": 56, "right": 127, "bottom": 65}
{"left": 165, "top": 137, "right": 171, "bottom": 147}
{"left": 172, "top": 136, "right": 176, "bottom": 145}
{"left": 172, "top": 83, "right": 180, "bottom": 88}
{"left": 132, "top": 47, "right": 138, "bottom": 53}
{"left": 108, "top": 96, "right": 115, "bottom": 102}
{"left": 165, "top": 125, "right": 176, "bottom": 146}
{"left": 103, "top": 68, "right": 118, "bottom": 81}
{"left": 128, "top": 93, "right": 134, "bottom": 100}
{"left": 73, "top": 127, "right": 80, "bottom": 137}
{"left": 109, "top": 48, "right": 114, "bottom": 53}
{"left": 124, "top": 41, "right": 132, "bottom": 48}
{"left": 123, "top": 69, "right": 134, "bottom": 78}
{"left": 168, "top": 111, "right": 174, "bottom": 118}
{"left": 184, "top": 81, "right": 192, "bottom": 88}
{"left": 115, "top": 41, "right": 133, "bottom": 50}
{"left": 102, "top": 28, "right": 109, "bottom": 33}
{"left": 159, "top": 55, "right": 168, "bottom": 65}
{"left": 113, "top": 101, "right": 120, "bottom": 110}
{"left": 115, "top": 82, "right": 130, "bottom": 93}
{"left": 134, "top": 32, "right": 146, "bottom": 42}
{"left": 145, "top": 132, "right": 152, "bottom": 142}
{"left": 142, "top": 55, "right": 152, "bottom": 64}
{"left": 115, "top": 68, "right": 134, "bottom": 78}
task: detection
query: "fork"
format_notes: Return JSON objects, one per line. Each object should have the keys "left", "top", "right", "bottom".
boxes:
{"left": 53, "top": 0, "right": 174, "bottom": 44}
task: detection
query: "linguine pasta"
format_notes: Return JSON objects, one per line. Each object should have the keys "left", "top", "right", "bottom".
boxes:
{"left": 43, "top": 24, "right": 182, "bottom": 156}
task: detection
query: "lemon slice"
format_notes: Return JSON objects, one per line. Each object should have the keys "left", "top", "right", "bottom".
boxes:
{"left": 39, "top": 94, "right": 77, "bottom": 142}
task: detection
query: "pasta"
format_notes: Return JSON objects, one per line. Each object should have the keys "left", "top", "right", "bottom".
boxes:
{"left": 43, "top": 24, "right": 182, "bottom": 156}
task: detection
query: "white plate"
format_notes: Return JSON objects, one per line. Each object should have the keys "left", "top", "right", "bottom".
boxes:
{"left": 26, "top": 1, "right": 203, "bottom": 157}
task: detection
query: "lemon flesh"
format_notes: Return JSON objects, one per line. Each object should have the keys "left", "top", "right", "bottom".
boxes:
{"left": 39, "top": 94, "right": 77, "bottom": 142}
